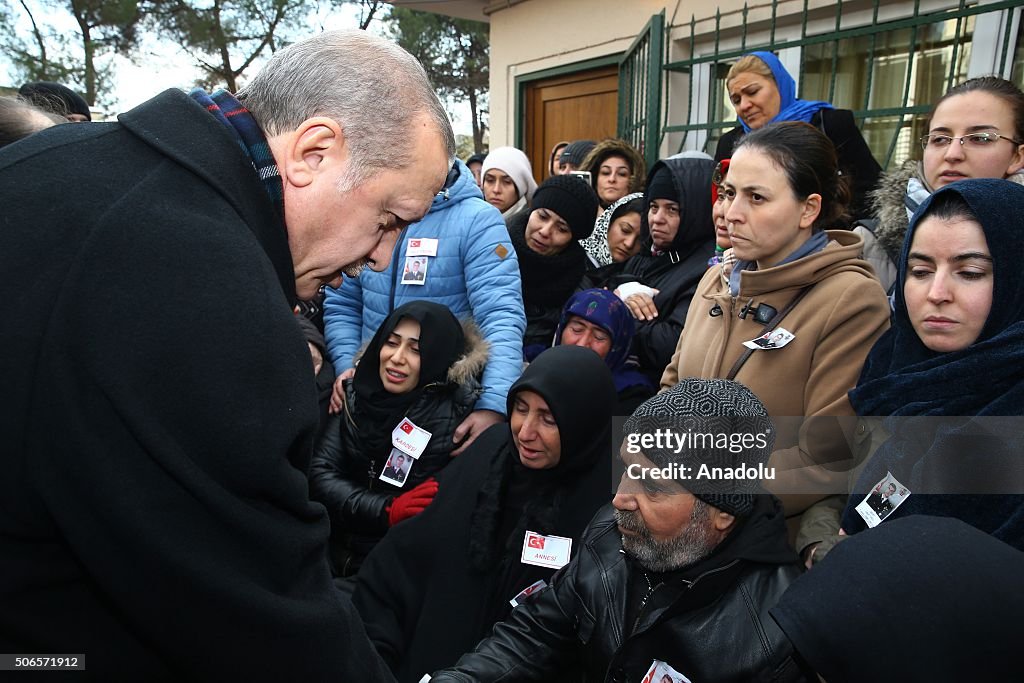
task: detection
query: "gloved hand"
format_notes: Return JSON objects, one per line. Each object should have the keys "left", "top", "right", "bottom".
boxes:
{"left": 386, "top": 478, "right": 439, "bottom": 526}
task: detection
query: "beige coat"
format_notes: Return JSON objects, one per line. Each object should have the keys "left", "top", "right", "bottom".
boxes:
{"left": 660, "top": 230, "right": 890, "bottom": 520}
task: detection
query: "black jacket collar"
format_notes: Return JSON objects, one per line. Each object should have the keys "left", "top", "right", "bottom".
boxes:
{"left": 118, "top": 89, "right": 297, "bottom": 306}
{"left": 587, "top": 496, "right": 798, "bottom": 642}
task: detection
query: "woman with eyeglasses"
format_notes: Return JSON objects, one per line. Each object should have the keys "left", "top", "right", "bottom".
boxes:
{"left": 857, "top": 77, "right": 1024, "bottom": 292}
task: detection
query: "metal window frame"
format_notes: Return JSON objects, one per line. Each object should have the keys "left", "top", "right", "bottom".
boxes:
{"left": 616, "top": 10, "right": 666, "bottom": 170}
{"left": 618, "top": 0, "right": 1022, "bottom": 168}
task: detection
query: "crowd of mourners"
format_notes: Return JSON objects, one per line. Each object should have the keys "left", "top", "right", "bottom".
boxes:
{"left": 3, "top": 36, "right": 1023, "bottom": 682}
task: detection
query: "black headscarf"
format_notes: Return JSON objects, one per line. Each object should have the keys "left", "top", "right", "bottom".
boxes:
{"left": 352, "top": 301, "right": 465, "bottom": 457}
{"left": 507, "top": 209, "right": 588, "bottom": 309}
{"left": 850, "top": 179, "right": 1024, "bottom": 417}
{"left": 468, "top": 345, "right": 616, "bottom": 571}
{"left": 641, "top": 157, "right": 715, "bottom": 256}
{"left": 842, "top": 180, "right": 1024, "bottom": 546}
{"left": 771, "top": 515, "right": 1022, "bottom": 681}
{"left": 629, "top": 158, "right": 716, "bottom": 293}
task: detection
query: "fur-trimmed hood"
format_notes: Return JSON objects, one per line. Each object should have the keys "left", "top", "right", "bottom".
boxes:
{"left": 871, "top": 159, "right": 1024, "bottom": 260}
{"left": 869, "top": 159, "right": 921, "bottom": 260}
{"left": 581, "top": 138, "right": 647, "bottom": 201}
{"left": 353, "top": 317, "right": 489, "bottom": 387}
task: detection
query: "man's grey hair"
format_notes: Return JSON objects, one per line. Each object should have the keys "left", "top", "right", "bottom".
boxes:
{"left": 238, "top": 30, "right": 456, "bottom": 190}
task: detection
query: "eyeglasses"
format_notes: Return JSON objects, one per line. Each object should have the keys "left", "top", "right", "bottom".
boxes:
{"left": 920, "top": 132, "right": 1024, "bottom": 150}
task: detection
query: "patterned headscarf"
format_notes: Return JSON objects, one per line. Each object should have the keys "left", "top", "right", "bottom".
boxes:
{"left": 554, "top": 289, "right": 652, "bottom": 393}
{"left": 555, "top": 289, "right": 634, "bottom": 369}
{"left": 581, "top": 192, "right": 644, "bottom": 267}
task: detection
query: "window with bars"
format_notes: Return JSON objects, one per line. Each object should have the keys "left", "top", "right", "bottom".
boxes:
{"left": 619, "top": 0, "right": 1024, "bottom": 169}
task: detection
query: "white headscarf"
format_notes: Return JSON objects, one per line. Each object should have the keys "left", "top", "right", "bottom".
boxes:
{"left": 481, "top": 146, "right": 538, "bottom": 205}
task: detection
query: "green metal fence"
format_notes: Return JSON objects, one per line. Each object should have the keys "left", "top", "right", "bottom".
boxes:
{"left": 618, "top": 10, "right": 665, "bottom": 169}
{"left": 618, "top": 0, "right": 1024, "bottom": 170}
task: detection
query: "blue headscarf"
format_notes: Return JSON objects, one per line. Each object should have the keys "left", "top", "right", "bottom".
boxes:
{"left": 842, "top": 179, "right": 1024, "bottom": 548}
{"left": 737, "top": 52, "right": 834, "bottom": 133}
{"left": 554, "top": 289, "right": 653, "bottom": 393}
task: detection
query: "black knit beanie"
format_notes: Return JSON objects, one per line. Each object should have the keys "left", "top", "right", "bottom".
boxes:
{"left": 531, "top": 175, "right": 600, "bottom": 241}
{"left": 646, "top": 165, "right": 677, "bottom": 203}
{"left": 622, "top": 379, "right": 775, "bottom": 517}
{"left": 558, "top": 140, "right": 596, "bottom": 167}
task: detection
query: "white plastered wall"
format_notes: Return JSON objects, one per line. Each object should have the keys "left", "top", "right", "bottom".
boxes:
{"left": 486, "top": 0, "right": 1002, "bottom": 156}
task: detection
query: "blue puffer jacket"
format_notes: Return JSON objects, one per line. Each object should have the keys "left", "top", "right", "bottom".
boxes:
{"left": 324, "top": 159, "right": 526, "bottom": 415}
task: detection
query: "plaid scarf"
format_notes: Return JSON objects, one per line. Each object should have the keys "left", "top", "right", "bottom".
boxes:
{"left": 189, "top": 88, "right": 284, "bottom": 222}
{"left": 188, "top": 88, "right": 327, "bottom": 316}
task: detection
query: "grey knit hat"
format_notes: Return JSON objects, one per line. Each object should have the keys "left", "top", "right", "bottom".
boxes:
{"left": 622, "top": 379, "right": 775, "bottom": 516}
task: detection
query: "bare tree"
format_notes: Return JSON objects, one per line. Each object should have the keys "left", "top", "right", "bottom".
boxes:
{"left": 1, "top": 0, "right": 143, "bottom": 106}
{"left": 349, "top": 0, "right": 381, "bottom": 30}
{"left": 387, "top": 7, "right": 489, "bottom": 152}
{"left": 149, "top": 0, "right": 309, "bottom": 92}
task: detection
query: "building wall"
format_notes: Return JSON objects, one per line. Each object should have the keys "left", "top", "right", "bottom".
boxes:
{"left": 487, "top": 0, "right": 670, "bottom": 147}
{"left": 485, "top": 0, "right": 990, "bottom": 156}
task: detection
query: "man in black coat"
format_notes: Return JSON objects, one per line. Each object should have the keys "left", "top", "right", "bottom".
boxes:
{"left": 0, "top": 30, "right": 453, "bottom": 681}
{"left": 430, "top": 380, "right": 812, "bottom": 683}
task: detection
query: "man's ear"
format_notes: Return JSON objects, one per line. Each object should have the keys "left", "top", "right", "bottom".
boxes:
{"left": 281, "top": 117, "right": 345, "bottom": 188}
{"left": 798, "top": 193, "right": 822, "bottom": 229}
{"left": 713, "top": 509, "right": 736, "bottom": 532}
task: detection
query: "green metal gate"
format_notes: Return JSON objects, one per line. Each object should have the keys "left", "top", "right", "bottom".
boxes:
{"left": 620, "top": 0, "right": 1024, "bottom": 169}
{"left": 617, "top": 10, "right": 665, "bottom": 171}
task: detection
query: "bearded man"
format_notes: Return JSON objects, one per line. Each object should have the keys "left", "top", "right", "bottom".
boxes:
{"left": 429, "top": 379, "right": 812, "bottom": 683}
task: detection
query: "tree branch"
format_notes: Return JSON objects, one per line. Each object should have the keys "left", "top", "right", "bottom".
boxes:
{"left": 19, "top": 0, "right": 48, "bottom": 72}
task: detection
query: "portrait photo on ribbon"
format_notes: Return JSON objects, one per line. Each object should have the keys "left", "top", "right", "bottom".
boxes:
{"left": 744, "top": 327, "right": 794, "bottom": 350}
{"left": 401, "top": 255, "right": 429, "bottom": 284}
{"left": 641, "top": 659, "right": 692, "bottom": 683}
{"left": 855, "top": 471, "right": 910, "bottom": 528}
{"left": 380, "top": 448, "right": 414, "bottom": 486}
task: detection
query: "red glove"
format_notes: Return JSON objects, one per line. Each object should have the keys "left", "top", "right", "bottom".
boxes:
{"left": 386, "top": 478, "right": 439, "bottom": 526}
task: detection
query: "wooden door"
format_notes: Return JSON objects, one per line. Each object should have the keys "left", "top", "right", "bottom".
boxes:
{"left": 523, "top": 64, "right": 619, "bottom": 183}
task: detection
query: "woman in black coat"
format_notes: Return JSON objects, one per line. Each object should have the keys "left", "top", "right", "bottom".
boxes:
{"left": 599, "top": 156, "right": 716, "bottom": 382}
{"left": 309, "top": 301, "right": 487, "bottom": 577}
{"left": 510, "top": 175, "right": 601, "bottom": 358}
{"left": 352, "top": 345, "right": 616, "bottom": 683}
{"left": 839, "top": 179, "right": 1024, "bottom": 549}
{"left": 713, "top": 51, "right": 881, "bottom": 222}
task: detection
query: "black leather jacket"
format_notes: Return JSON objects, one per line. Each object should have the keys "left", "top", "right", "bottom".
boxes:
{"left": 431, "top": 499, "right": 811, "bottom": 683}
{"left": 309, "top": 326, "right": 486, "bottom": 574}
